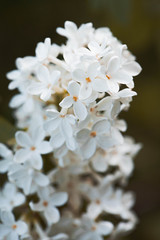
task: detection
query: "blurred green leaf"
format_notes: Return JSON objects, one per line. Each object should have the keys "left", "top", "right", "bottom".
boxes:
{"left": 0, "top": 116, "right": 16, "bottom": 143}
{"left": 88, "top": 0, "right": 132, "bottom": 23}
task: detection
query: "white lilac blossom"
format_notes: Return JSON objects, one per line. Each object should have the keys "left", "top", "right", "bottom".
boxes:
{"left": 30, "top": 187, "right": 68, "bottom": 225}
{"left": 0, "top": 21, "right": 142, "bottom": 239}
{"left": 0, "top": 182, "right": 25, "bottom": 211}
{"left": 0, "top": 211, "right": 28, "bottom": 240}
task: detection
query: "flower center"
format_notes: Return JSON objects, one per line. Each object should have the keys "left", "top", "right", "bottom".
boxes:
{"left": 90, "top": 131, "right": 97, "bottom": 137}
{"left": 73, "top": 96, "right": 78, "bottom": 102}
{"left": 96, "top": 199, "right": 101, "bottom": 204}
{"left": 106, "top": 74, "right": 111, "bottom": 80}
{"left": 91, "top": 225, "right": 96, "bottom": 231}
{"left": 43, "top": 201, "right": 48, "bottom": 207}
{"left": 30, "top": 146, "right": 36, "bottom": 151}
{"left": 12, "top": 224, "right": 17, "bottom": 230}
{"left": 86, "top": 77, "right": 91, "bottom": 83}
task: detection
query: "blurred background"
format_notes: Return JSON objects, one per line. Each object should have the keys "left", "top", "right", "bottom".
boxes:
{"left": 0, "top": 0, "right": 160, "bottom": 239}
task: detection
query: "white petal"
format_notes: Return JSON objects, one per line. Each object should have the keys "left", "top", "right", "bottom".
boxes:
{"left": 15, "top": 131, "right": 32, "bottom": 147}
{"left": 65, "top": 21, "right": 77, "bottom": 33}
{"left": 81, "top": 138, "right": 96, "bottom": 159}
{"left": 123, "top": 61, "right": 142, "bottom": 76}
{"left": 66, "top": 137, "right": 76, "bottom": 151}
{"left": 79, "top": 83, "right": 92, "bottom": 99}
{"left": 97, "top": 97, "right": 113, "bottom": 111}
{"left": 92, "top": 78, "right": 108, "bottom": 92}
{"left": 40, "top": 89, "right": 51, "bottom": 101}
{"left": 92, "top": 157, "right": 108, "bottom": 173}
{"left": 50, "top": 132, "right": 65, "bottom": 149}
{"left": 107, "top": 56, "right": 120, "bottom": 74}
{"left": 14, "top": 149, "right": 31, "bottom": 163}
{"left": 1, "top": 211, "right": 15, "bottom": 224}
{"left": 0, "top": 225, "right": 11, "bottom": 237}
{"left": 120, "top": 157, "right": 134, "bottom": 176}
{"left": 59, "top": 96, "right": 73, "bottom": 108}
{"left": 0, "top": 159, "right": 11, "bottom": 173}
{"left": 28, "top": 82, "right": 45, "bottom": 95}
{"left": 60, "top": 118, "right": 73, "bottom": 138}
{"left": 44, "top": 207, "right": 60, "bottom": 224}
{"left": 72, "top": 69, "right": 85, "bottom": 82}
{"left": 77, "top": 129, "right": 90, "bottom": 143}
{"left": 31, "top": 127, "right": 45, "bottom": 146}
{"left": 36, "top": 38, "right": 51, "bottom": 61}
{"left": 34, "top": 172, "right": 49, "bottom": 186}
{"left": 46, "top": 109, "right": 59, "bottom": 118}
{"left": 3, "top": 183, "right": 16, "bottom": 198}
{"left": 50, "top": 70, "right": 61, "bottom": 84}
{"left": 107, "top": 80, "right": 119, "bottom": 93}
{"left": 29, "top": 201, "right": 44, "bottom": 212}
{"left": 73, "top": 101, "right": 87, "bottom": 121}
{"left": 0, "top": 143, "right": 12, "bottom": 158}
{"left": 16, "top": 221, "right": 28, "bottom": 235}
{"left": 88, "top": 62, "right": 99, "bottom": 79}
{"left": 52, "top": 234, "right": 68, "bottom": 240}
{"left": 51, "top": 192, "right": 68, "bottom": 207}
{"left": 37, "top": 141, "right": 52, "bottom": 154}
{"left": 96, "top": 135, "right": 115, "bottom": 150}
{"left": 9, "top": 94, "right": 26, "bottom": 108}
{"left": 44, "top": 118, "right": 60, "bottom": 132}
{"left": 37, "top": 65, "right": 50, "bottom": 83}
{"left": 117, "top": 89, "right": 137, "bottom": 98}
{"left": 30, "top": 152, "right": 43, "bottom": 170}
{"left": 96, "top": 221, "right": 113, "bottom": 235}
{"left": 7, "top": 231, "right": 18, "bottom": 240}
{"left": 93, "top": 120, "right": 110, "bottom": 134}
{"left": 114, "top": 70, "right": 132, "bottom": 84}
{"left": 68, "top": 81, "right": 80, "bottom": 96}
{"left": 14, "top": 192, "right": 25, "bottom": 206}
{"left": 88, "top": 41, "right": 100, "bottom": 53}
{"left": 87, "top": 203, "right": 102, "bottom": 219}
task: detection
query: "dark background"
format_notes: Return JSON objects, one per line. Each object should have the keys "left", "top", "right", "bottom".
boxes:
{"left": 0, "top": 0, "right": 160, "bottom": 239}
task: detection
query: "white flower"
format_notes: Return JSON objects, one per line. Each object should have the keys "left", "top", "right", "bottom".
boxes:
{"left": 44, "top": 108, "right": 76, "bottom": 151}
{"left": 0, "top": 183, "right": 25, "bottom": 211}
{"left": 101, "top": 56, "right": 133, "bottom": 93}
{"left": 77, "top": 119, "right": 112, "bottom": 159}
{"left": 57, "top": 21, "right": 94, "bottom": 48}
{"left": 8, "top": 162, "right": 49, "bottom": 195}
{"left": 7, "top": 56, "right": 37, "bottom": 90}
{"left": 91, "top": 149, "right": 109, "bottom": 173}
{"left": 59, "top": 81, "right": 87, "bottom": 121}
{"left": 0, "top": 144, "right": 13, "bottom": 173}
{"left": 74, "top": 216, "right": 113, "bottom": 240}
{"left": 73, "top": 62, "right": 106, "bottom": 99}
{"left": 0, "top": 211, "right": 28, "bottom": 240}
{"left": 14, "top": 128, "right": 52, "bottom": 170}
{"left": 44, "top": 109, "right": 75, "bottom": 138}
{"left": 36, "top": 38, "right": 51, "bottom": 62}
{"left": 28, "top": 65, "right": 61, "bottom": 101}
{"left": 30, "top": 187, "right": 68, "bottom": 225}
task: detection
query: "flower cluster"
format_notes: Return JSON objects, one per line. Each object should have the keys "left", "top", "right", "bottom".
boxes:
{"left": 0, "top": 21, "right": 142, "bottom": 240}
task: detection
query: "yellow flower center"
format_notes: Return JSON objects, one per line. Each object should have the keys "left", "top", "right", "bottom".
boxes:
{"left": 106, "top": 74, "right": 111, "bottom": 80}
{"left": 12, "top": 224, "right": 17, "bottom": 229}
{"left": 43, "top": 201, "right": 48, "bottom": 207}
{"left": 30, "top": 146, "right": 36, "bottom": 151}
{"left": 86, "top": 77, "right": 91, "bottom": 83}
{"left": 73, "top": 96, "right": 78, "bottom": 102}
{"left": 90, "top": 131, "right": 97, "bottom": 137}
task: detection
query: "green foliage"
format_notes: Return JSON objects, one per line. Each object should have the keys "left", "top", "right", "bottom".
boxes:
{"left": 0, "top": 116, "right": 17, "bottom": 143}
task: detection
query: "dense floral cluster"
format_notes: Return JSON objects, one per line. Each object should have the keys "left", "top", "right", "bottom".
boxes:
{"left": 0, "top": 21, "right": 142, "bottom": 240}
